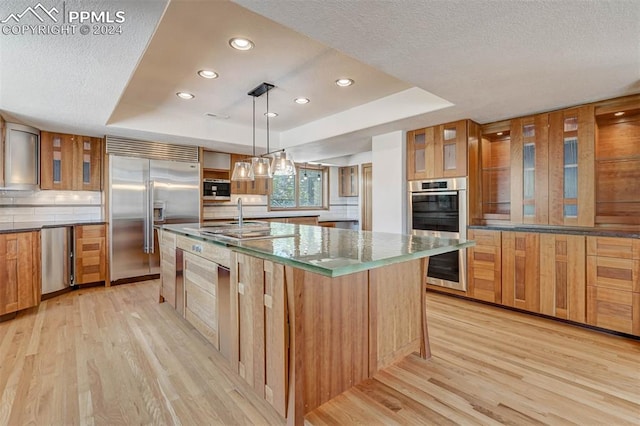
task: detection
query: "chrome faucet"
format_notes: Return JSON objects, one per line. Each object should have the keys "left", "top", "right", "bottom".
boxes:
{"left": 237, "top": 197, "right": 243, "bottom": 227}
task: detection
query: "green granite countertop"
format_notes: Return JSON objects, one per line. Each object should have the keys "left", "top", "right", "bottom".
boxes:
{"left": 161, "top": 222, "right": 474, "bottom": 277}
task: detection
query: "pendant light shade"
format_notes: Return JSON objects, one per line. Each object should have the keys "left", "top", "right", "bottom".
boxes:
{"left": 250, "top": 156, "right": 272, "bottom": 178}
{"left": 270, "top": 151, "right": 296, "bottom": 176}
{"left": 231, "top": 161, "right": 253, "bottom": 181}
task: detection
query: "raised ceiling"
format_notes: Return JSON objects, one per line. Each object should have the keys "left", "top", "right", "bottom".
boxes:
{"left": 0, "top": 0, "right": 638, "bottom": 163}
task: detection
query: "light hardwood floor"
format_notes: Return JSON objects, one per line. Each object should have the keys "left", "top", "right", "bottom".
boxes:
{"left": 0, "top": 280, "right": 638, "bottom": 425}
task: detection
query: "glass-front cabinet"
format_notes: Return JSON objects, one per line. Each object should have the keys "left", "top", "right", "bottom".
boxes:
{"left": 407, "top": 120, "right": 475, "bottom": 180}
{"left": 40, "top": 132, "right": 102, "bottom": 191}
{"left": 508, "top": 107, "right": 594, "bottom": 226}
{"left": 510, "top": 114, "right": 549, "bottom": 224}
{"left": 548, "top": 106, "right": 595, "bottom": 227}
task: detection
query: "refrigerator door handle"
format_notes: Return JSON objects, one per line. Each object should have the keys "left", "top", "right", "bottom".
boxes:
{"left": 143, "top": 179, "right": 150, "bottom": 253}
{"left": 148, "top": 180, "right": 155, "bottom": 254}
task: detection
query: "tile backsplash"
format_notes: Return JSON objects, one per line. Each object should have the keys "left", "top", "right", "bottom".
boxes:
{"left": 0, "top": 190, "right": 103, "bottom": 222}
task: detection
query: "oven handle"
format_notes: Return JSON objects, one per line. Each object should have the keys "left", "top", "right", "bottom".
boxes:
{"left": 411, "top": 190, "right": 459, "bottom": 196}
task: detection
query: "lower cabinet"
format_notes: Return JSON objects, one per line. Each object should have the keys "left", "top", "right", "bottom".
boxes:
{"left": 74, "top": 224, "right": 107, "bottom": 285}
{"left": 466, "top": 230, "right": 639, "bottom": 335}
{"left": 501, "top": 232, "right": 540, "bottom": 312}
{"left": 539, "top": 234, "right": 586, "bottom": 322}
{"left": 159, "top": 230, "right": 178, "bottom": 310}
{"left": 0, "top": 231, "right": 41, "bottom": 315}
{"left": 184, "top": 251, "right": 219, "bottom": 349}
{"left": 467, "top": 229, "right": 502, "bottom": 303}
{"left": 231, "top": 252, "right": 287, "bottom": 418}
{"left": 586, "top": 237, "right": 640, "bottom": 335}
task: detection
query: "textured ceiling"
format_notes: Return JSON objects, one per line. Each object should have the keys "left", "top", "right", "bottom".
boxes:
{"left": 1, "top": 0, "right": 639, "bottom": 163}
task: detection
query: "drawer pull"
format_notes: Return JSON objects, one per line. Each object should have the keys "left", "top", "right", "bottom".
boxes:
{"left": 191, "top": 244, "right": 203, "bottom": 253}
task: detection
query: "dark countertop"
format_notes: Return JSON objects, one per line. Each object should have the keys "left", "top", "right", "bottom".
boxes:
{"left": 469, "top": 224, "right": 640, "bottom": 239}
{"left": 317, "top": 218, "right": 359, "bottom": 223}
{"left": 0, "top": 220, "right": 106, "bottom": 234}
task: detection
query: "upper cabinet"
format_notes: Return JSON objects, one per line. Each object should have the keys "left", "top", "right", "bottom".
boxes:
{"left": 338, "top": 166, "right": 358, "bottom": 197}
{"left": 41, "top": 131, "right": 102, "bottom": 191}
{"left": 594, "top": 96, "right": 640, "bottom": 226}
{"left": 472, "top": 105, "right": 595, "bottom": 226}
{"left": 511, "top": 107, "right": 594, "bottom": 226}
{"left": 407, "top": 119, "right": 479, "bottom": 180}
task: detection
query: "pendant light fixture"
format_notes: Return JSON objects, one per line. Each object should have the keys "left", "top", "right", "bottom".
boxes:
{"left": 231, "top": 93, "right": 255, "bottom": 182}
{"left": 250, "top": 83, "right": 273, "bottom": 179}
{"left": 231, "top": 82, "right": 296, "bottom": 181}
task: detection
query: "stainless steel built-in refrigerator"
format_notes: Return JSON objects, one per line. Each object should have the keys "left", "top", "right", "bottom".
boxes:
{"left": 109, "top": 156, "right": 200, "bottom": 282}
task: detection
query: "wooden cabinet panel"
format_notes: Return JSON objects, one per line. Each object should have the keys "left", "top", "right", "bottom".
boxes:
{"left": 539, "top": 234, "right": 586, "bottom": 322}
{"left": 587, "top": 286, "right": 640, "bottom": 335}
{"left": 511, "top": 114, "right": 549, "bottom": 224}
{"left": 548, "top": 106, "right": 594, "bottom": 227}
{"left": 406, "top": 127, "right": 434, "bottom": 180}
{"left": 184, "top": 251, "right": 218, "bottom": 349}
{"left": 40, "top": 132, "right": 102, "bottom": 191}
{"left": 502, "top": 232, "right": 540, "bottom": 312}
{"left": 40, "top": 132, "right": 75, "bottom": 190}
{"left": 338, "top": 166, "right": 358, "bottom": 197}
{"left": 586, "top": 236, "right": 640, "bottom": 335}
{"left": 476, "top": 122, "right": 511, "bottom": 222}
{"left": 74, "top": 224, "right": 106, "bottom": 285}
{"left": 407, "top": 120, "right": 472, "bottom": 180}
{"left": 159, "top": 230, "right": 177, "bottom": 309}
{"left": 74, "top": 135, "right": 102, "bottom": 191}
{"left": 467, "top": 229, "right": 502, "bottom": 303}
{"left": 176, "top": 235, "right": 230, "bottom": 267}
{"left": 438, "top": 120, "right": 468, "bottom": 177}
{"left": 231, "top": 253, "right": 287, "bottom": 417}
{"left": 0, "top": 231, "right": 40, "bottom": 315}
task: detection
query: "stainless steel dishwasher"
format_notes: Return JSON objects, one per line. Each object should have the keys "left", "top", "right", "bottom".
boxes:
{"left": 41, "top": 226, "right": 73, "bottom": 296}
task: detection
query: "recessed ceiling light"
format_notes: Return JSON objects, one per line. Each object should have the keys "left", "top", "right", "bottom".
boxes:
{"left": 614, "top": 111, "right": 625, "bottom": 116}
{"left": 264, "top": 112, "right": 278, "bottom": 118}
{"left": 176, "top": 92, "right": 195, "bottom": 100}
{"left": 229, "top": 37, "right": 254, "bottom": 51}
{"left": 335, "top": 78, "right": 354, "bottom": 87}
{"left": 198, "top": 70, "right": 218, "bottom": 79}
{"left": 294, "top": 97, "right": 310, "bottom": 104}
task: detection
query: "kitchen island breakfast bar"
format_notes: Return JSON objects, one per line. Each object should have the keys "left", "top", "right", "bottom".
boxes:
{"left": 158, "top": 222, "right": 473, "bottom": 425}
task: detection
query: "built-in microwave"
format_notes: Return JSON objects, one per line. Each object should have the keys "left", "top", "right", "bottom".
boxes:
{"left": 203, "top": 179, "right": 231, "bottom": 201}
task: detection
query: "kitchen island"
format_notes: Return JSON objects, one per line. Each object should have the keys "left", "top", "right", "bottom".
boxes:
{"left": 159, "top": 222, "right": 473, "bottom": 425}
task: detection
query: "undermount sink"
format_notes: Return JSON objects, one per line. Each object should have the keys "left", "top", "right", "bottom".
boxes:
{"left": 197, "top": 221, "right": 291, "bottom": 240}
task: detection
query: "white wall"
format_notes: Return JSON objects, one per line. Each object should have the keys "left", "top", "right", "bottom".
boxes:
{"left": 371, "top": 131, "right": 405, "bottom": 234}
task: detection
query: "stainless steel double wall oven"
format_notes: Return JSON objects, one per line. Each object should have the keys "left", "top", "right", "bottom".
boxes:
{"left": 408, "top": 177, "right": 467, "bottom": 291}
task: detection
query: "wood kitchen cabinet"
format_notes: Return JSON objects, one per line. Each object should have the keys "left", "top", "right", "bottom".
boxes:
{"left": 510, "top": 114, "right": 549, "bottom": 224}
{"left": 501, "top": 231, "right": 540, "bottom": 313}
{"left": 159, "top": 229, "right": 178, "bottom": 311}
{"left": 74, "top": 224, "right": 106, "bottom": 285}
{"left": 509, "top": 107, "right": 594, "bottom": 226}
{"left": 41, "top": 131, "right": 102, "bottom": 191}
{"left": 407, "top": 120, "right": 479, "bottom": 180}
{"left": 467, "top": 229, "right": 502, "bottom": 303}
{"left": 586, "top": 236, "right": 640, "bottom": 335}
{"left": 539, "top": 234, "right": 586, "bottom": 323}
{"left": 476, "top": 121, "right": 511, "bottom": 223}
{"left": 0, "top": 231, "right": 40, "bottom": 315}
{"left": 231, "top": 253, "right": 287, "bottom": 417}
{"left": 594, "top": 97, "right": 640, "bottom": 226}
{"left": 338, "top": 166, "right": 358, "bottom": 197}
{"left": 183, "top": 251, "right": 219, "bottom": 349}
